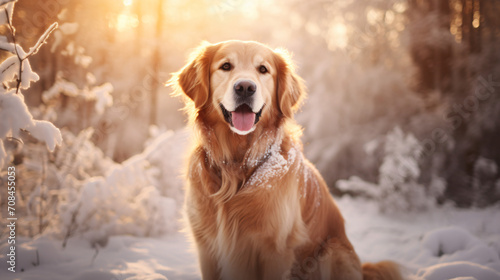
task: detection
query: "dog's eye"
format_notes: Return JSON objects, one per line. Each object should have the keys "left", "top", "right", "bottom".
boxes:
{"left": 259, "top": 65, "right": 268, "bottom": 74}
{"left": 221, "top": 62, "right": 232, "bottom": 71}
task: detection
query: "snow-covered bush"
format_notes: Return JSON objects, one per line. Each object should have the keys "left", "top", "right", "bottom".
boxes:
{"left": 16, "top": 128, "right": 114, "bottom": 237}
{"left": 337, "top": 127, "right": 446, "bottom": 212}
{"left": 55, "top": 129, "right": 185, "bottom": 247}
{"left": 10, "top": 124, "right": 184, "bottom": 245}
{"left": 0, "top": 0, "right": 61, "bottom": 170}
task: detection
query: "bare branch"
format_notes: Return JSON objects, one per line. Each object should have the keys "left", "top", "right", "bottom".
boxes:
{"left": 5, "top": 136, "right": 24, "bottom": 147}
{"left": 4, "top": 7, "right": 22, "bottom": 93}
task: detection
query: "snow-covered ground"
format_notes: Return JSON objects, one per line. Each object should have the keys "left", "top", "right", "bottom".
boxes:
{"left": 339, "top": 197, "right": 500, "bottom": 279}
{"left": 1, "top": 130, "right": 500, "bottom": 280}
{"left": 0, "top": 232, "right": 199, "bottom": 280}
{"left": 1, "top": 196, "right": 499, "bottom": 280}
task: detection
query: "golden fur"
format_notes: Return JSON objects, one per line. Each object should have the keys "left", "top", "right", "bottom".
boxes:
{"left": 171, "top": 40, "right": 403, "bottom": 280}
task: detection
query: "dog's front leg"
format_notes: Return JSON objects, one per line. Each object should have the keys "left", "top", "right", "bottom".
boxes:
{"left": 260, "top": 249, "right": 296, "bottom": 280}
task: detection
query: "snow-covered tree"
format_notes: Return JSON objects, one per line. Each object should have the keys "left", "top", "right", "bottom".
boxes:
{"left": 337, "top": 127, "right": 446, "bottom": 212}
{"left": 0, "top": 0, "right": 61, "bottom": 170}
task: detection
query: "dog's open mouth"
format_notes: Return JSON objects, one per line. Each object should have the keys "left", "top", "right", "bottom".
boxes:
{"left": 220, "top": 104, "right": 263, "bottom": 134}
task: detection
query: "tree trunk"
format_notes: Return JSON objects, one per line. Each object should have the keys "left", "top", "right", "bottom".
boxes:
{"left": 462, "top": 0, "right": 473, "bottom": 51}
{"left": 149, "top": 0, "right": 164, "bottom": 126}
{"left": 134, "top": 0, "right": 143, "bottom": 53}
{"left": 436, "top": 0, "right": 452, "bottom": 92}
{"left": 469, "top": 0, "right": 482, "bottom": 53}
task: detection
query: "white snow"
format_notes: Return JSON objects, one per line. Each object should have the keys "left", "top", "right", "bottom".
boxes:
{"left": 418, "top": 227, "right": 499, "bottom": 267}
{"left": 53, "top": 129, "right": 189, "bottom": 248}
{"left": 0, "top": 0, "right": 62, "bottom": 171}
{"left": 19, "top": 58, "right": 40, "bottom": 90}
{"left": 0, "top": 233, "right": 200, "bottom": 280}
{"left": 414, "top": 261, "right": 500, "bottom": 280}
{"left": 92, "top": 83, "right": 114, "bottom": 114}
{"left": 0, "top": 1, "right": 14, "bottom": 25}
{"left": 59, "top": 22, "right": 79, "bottom": 35}
{"left": 51, "top": 22, "right": 78, "bottom": 53}
{"left": 0, "top": 90, "right": 62, "bottom": 169}
{"left": 42, "top": 77, "right": 79, "bottom": 100}
{"left": 1, "top": 129, "right": 499, "bottom": 279}
{"left": 337, "top": 175, "right": 380, "bottom": 197}
{"left": 26, "top": 120, "right": 63, "bottom": 151}
{"left": 42, "top": 78, "right": 114, "bottom": 115}
{"left": 0, "top": 45, "right": 41, "bottom": 90}
{"left": 0, "top": 35, "right": 15, "bottom": 53}
{"left": 338, "top": 196, "right": 500, "bottom": 279}
{"left": 0, "top": 56, "right": 22, "bottom": 85}
{"left": 246, "top": 136, "right": 299, "bottom": 187}
{"left": 0, "top": 90, "right": 32, "bottom": 139}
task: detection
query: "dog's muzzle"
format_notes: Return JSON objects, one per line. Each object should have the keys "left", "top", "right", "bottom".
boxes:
{"left": 220, "top": 80, "right": 264, "bottom": 135}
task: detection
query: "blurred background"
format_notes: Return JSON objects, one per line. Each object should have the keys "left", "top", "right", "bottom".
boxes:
{"left": 1, "top": 0, "right": 499, "bottom": 240}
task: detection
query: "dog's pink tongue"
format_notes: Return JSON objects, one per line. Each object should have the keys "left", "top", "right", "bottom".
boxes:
{"left": 231, "top": 106, "right": 255, "bottom": 132}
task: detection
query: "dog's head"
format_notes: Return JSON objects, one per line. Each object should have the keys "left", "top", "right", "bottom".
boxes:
{"left": 172, "top": 40, "right": 305, "bottom": 135}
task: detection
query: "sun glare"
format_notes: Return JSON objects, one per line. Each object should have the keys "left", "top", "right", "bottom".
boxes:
{"left": 327, "top": 22, "right": 348, "bottom": 50}
{"left": 123, "top": 0, "right": 133, "bottom": 7}
{"left": 116, "top": 13, "right": 139, "bottom": 31}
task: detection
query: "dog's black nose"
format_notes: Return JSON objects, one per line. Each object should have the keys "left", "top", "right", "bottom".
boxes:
{"left": 234, "top": 80, "right": 256, "bottom": 98}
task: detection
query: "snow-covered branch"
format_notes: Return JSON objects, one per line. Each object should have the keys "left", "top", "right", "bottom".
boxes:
{"left": 0, "top": 1, "right": 62, "bottom": 169}
{"left": 2, "top": 2, "right": 57, "bottom": 93}
{"left": 27, "top": 22, "right": 59, "bottom": 57}
{"left": 42, "top": 76, "right": 114, "bottom": 115}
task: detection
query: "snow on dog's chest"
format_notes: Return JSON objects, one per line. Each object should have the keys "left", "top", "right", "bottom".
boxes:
{"left": 246, "top": 140, "right": 299, "bottom": 188}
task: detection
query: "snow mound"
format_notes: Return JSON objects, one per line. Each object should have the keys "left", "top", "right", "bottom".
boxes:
{"left": 414, "top": 261, "right": 500, "bottom": 280}
{"left": 413, "top": 227, "right": 500, "bottom": 279}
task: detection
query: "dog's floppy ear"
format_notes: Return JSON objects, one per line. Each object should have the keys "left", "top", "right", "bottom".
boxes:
{"left": 273, "top": 49, "right": 306, "bottom": 119}
{"left": 171, "top": 42, "right": 219, "bottom": 109}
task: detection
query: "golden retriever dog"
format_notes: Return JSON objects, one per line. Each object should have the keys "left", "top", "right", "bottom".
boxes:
{"left": 171, "top": 40, "right": 402, "bottom": 280}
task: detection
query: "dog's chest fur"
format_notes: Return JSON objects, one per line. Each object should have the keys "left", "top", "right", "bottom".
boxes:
{"left": 186, "top": 139, "right": 310, "bottom": 277}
